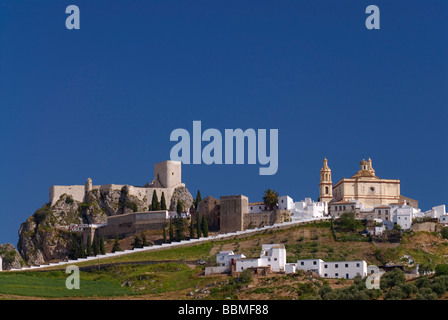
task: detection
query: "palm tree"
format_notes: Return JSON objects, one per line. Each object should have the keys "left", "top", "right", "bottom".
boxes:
{"left": 263, "top": 189, "right": 279, "bottom": 210}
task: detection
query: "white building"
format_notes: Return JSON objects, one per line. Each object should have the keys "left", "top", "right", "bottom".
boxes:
{"left": 248, "top": 202, "right": 269, "bottom": 213}
{"left": 279, "top": 196, "right": 327, "bottom": 221}
{"left": 216, "top": 251, "right": 246, "bottom": 267}
{"left": 439, "top": 215, "right": 448, "bottom": 224}
{"left": 278, "top": 196, "right": 295, "bottom": 211}
{"left": 235, "top": 244, "right": 286, "bottom": 273}
{"left": 425, "top": 205, "right": 446, "bottom": 219}
{"left": 296, "top": 259, "right": 368, "bottom": 279}
{"left": 0, "top": 256, "right": 2, "bottom": 271}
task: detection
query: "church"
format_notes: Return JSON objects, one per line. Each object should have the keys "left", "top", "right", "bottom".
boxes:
{"left": 319, "top": 158, "right": 418, "bottom": 209}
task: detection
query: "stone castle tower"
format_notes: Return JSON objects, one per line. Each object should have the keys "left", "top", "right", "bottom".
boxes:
{"left": 319, "top": 157, "right": 333, "bottom": 203}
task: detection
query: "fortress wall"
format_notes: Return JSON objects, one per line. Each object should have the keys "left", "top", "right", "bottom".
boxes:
{"left": 97, "top": 211, "right": 168, "bottom": 240}
{"left": 50, "top": 185, "right": 85, "bottom": 206}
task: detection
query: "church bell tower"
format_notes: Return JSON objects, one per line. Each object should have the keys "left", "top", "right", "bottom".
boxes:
{"left": 319, "top": 158, "right": 333, "bottom": 204}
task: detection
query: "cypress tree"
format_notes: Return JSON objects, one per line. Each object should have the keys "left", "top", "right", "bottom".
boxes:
{"left": 132, "top": 235, "right": 142, "bottom": 249}
{"left": 190, "top": 219, "right": 195, "bottom": 239}
{"left": 80, "top": 241, "right": 86, "bottom": 258}
{"left": 196, "top": 214, "right": 202, "bottom": 238}
{"left": 160, "top": 192, "right": 167, "bottom": 210}
{"left": 100, "top": 235, "right": 106, "bottom": 255}
{"left": 86, "top": 234, "right": 93, "bottom": 256}
{"left": 169, "top": 219, "right": 174, "bottom": 243}
{"left": 202, "top": 215, "right": 209, "bottom": 237}
{"left": 112, "top": 237, "right": 122, "bottom": 253}
{"left": 195, "top": 190, "right": 202, "bottom": 209}
{"left": 141, "top": 233, "right": 148, "bottom": 247}
{"left": 177, "top": 200, "right": 183, "bottom": 214}
{"left": 92, "top": 235, "right": 100, "bottom": 256}
{"left": 151, "top": 190, "right": 161, "bottom": 211}
{"left": 163, "top": 226, "right": 167, "bottom": 243}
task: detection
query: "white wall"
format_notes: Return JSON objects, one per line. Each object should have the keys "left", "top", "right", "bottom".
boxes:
{"left": 296, "top": 259, "right": 367, "bottom": 279}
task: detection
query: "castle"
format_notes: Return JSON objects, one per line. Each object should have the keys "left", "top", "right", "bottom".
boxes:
{"left": 49, "top": 160, "right": 184, "bottom": 208}
{"left": 319, "top": 157, "right": 417, "bottom": 209}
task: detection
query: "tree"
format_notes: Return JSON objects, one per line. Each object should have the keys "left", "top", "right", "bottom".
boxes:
{"left": 92, "top": 235, "right": 100, "bottom": 256}
{"left": 151, "top": 190, "right": 161, "bottom": 211}
{"left": 189, "top": 219, "right": 195, "bottom": 239}
{"left": 195, "top": 190, "right": 202, "bottom": 209}
{"left": 441, "top": 228, "right": 448, "bottom": 240}
{"left": 177, "top": 200, "right": 183, "bottom": 214}
{"left": 263, "top": 189, "right": 279, "bottom": 210}
{"left": 112, "top": 237, "right": 122, "bottom": 253}
{"left": 163, "top": 226, "right": 167, "bottom": 243}
{"left": 196, "top": 214, "right": 202, "bottom": 238}
{"left": 141, "top": 233, "right": 149, "bottom": 247}
{"left": 99, "top": 235, "right": 106, "bottom": 255}
{"left": 201, "top": 214, "right": 209, "bottom": 237}
{"left": 132, "top": 235, "right": 142, "bottom": 249}
{"left": 380, "top": 268, "right": 406, "bottom": 290}
{"left": 173, "top": 217, "right": 186, "bottom": 241}
{"left": 160, "top": 192, "right": 167, "bottom": 210}
{"left": 435, "top": 264, "right": 448, "bottom": 276}
{"left": 239, "top": 269, "right": 253, "bottom": 284}
{"left": 169, "top": 219, "right": 174, "bottom": 242}
{"left": 80, "top": 241, "right": 86, "bottom": 258}
{"left": 86, "top": 235, "right": 93, "bottom": 256}
{"left": 339, "top": 212, "right": 362, "bottom": 232}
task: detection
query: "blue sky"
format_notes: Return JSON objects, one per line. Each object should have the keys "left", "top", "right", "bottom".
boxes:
{"left": 0, "top": 0, "right": 446, "bottom": 245}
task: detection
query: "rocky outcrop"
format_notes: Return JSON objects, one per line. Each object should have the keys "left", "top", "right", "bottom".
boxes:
{"left": 170, "top": 186, "right": 194, "bottom": 212}
{"left": 17, "top": 185, "right": 186, "bottom": 266}
{"left": 0, "top": 243, "right": 26, "bottom": 270}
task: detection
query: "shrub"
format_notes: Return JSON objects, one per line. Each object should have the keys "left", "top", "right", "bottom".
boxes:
{"left": 380, "top": 268, "right": 406, "bottom": 290}
{"left": 435, "top": 264, "right": 448, "bottom": 276}
{"left": 239, "top": 269, "right": 253, "bottom": 284}
{"left": 384, "top": 286, "right": 405, "bottom": 300}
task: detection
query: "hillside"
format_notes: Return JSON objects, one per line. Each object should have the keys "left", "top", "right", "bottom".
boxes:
{"left": 2, "top": 221, "right": 448, "bottom": 300}
{"left": 15, "top": 186, "right": 193, "bottom": 266}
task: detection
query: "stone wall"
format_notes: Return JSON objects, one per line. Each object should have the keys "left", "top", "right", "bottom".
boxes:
{"left": 244, "top": 209, "right": 291, "bottom": 229}
{"left": 95, "top": 211, "right": 168, "bottom": 240}
{"left": 220, "top": 195, "right": 248, "bottom": 233}
{"left": 197, "top": 196, "right": 220, "bottom": 231}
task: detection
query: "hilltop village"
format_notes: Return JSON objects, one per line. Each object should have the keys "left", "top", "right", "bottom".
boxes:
{"left": 1, "top": 158, "right": 447, "bottom": 280}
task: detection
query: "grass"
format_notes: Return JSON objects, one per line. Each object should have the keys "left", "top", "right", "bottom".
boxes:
{"left": 0, "top": 270, "right": 133, "bottom": 298}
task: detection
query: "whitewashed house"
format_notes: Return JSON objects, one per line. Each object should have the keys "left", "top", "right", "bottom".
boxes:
{"left": 279, "top": 196, "right": 327, "bottom": 221}
{"left": 296, "top": 259, "right": 367, "bottom": 279}
{"left": 235, "top": 244, "right": 286, "bottom": 273}
{"left": 216, "top": 251, "right": 246, "bottom": 267}
{"left": 205, "top": 251, "right": 246, "bottom": 275}
{"left": 425, "top": 205, "right": 446, "bottom": 219}
{"left": 439, "top": 215, "right": 448, "bottom": 224}
{"left": 0, "top": 256, "right": 2, "bottom": 272}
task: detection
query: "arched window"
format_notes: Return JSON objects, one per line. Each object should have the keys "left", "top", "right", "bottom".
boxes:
{"left": 325, "top": 186, "right": 329, "bottom": 194}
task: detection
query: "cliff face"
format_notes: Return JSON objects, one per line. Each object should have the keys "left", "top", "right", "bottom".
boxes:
{"left": 0, "top": 244, "right": 26, "bottom": 270}
{"left": 17, "top": 186, "right": 193, "bottom": 266}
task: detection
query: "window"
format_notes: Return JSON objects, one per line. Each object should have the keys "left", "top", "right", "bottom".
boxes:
{"left": 324, "top": 264, "right": 328, "bottom": 269}
{"left": 301, "top": 262, "right": 304, "bottom": 266}
{"left": 345, "top": 264, "right": 349, "bottom": 268}
{"left": 274, "top": 258, "right": 277, "bottom": 261}
{"left": 325, "top": 186, "right": 329, "bottom": 194}
{"left": 351, "top": 206, "right": 354, "bottom": 210}
{"left": 356, "top": 263, "right": 360, "bottom": 267}
{"left": 324, "top": 274, "right": 328, "bottom": 277}
{"left": 343, "top": 206, "right": 346, "bottom": 210}
{"left": 335, "top": 273, "right": 338, "bottom": 277}
{"left": 335, "top": 264, "right": 338, "bottom": 268}
{"left": 241, "top": 267, "right": 243, "bottom": 270}
{"left": 370, "top": 187, "right": 375, "bottom": 192}
{"left": 378, "top": 210, "right": 381, "bottom": 214}
{"left": 313, "top": 261, "right": 317, "bottom": 265}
